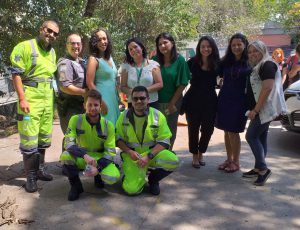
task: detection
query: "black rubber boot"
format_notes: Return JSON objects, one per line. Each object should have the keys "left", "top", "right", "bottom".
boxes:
{"left": 94, "top": 174, "right": 104, "bottom": 189}
{"left": 23, "top": 153, "right": 39, "bottom": 193}
{"left": 148, "top": 169, "right": 172, "bottom": 196}
{"left": 37, "top": 149, "right": 53, "bottom": 181}
{"left": 62, "top": 165, "right": 83, "bottom": 201}
{"left": 68, "top": 175, "right": 84, "bottom": 201}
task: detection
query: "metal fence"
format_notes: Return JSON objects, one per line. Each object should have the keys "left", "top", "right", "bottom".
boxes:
{"left": 0, "top": 72, "right": 17, "bottom": 118}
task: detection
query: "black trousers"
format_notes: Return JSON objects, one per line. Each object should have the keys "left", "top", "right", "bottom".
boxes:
{"left": 186, "top": 108, "right": 216, "bottom": 154}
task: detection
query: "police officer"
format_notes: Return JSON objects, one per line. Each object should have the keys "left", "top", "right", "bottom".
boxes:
{"left": 56, "top": 33, "right": 87, "bottom": 134}
{"left": 116, "top": 86, "right": 179, "bottom": 195}
{"left": 60, "top": 89, "right": 120, "bottom": 201}
{"left": 10, "top": 20, "right": 59, "bottom": 193}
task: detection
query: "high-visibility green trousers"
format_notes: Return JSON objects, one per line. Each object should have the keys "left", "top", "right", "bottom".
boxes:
{"left": 121, "top": 149, "right": 179, "bottom": 195}
{"left": 60, "top": 151, "right": 120, "bottom": 185}
{"left": 18, "top": 82, "right": 54, "bottom": 154}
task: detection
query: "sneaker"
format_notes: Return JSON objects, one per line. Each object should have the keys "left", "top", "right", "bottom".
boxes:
{"left": 242, "top": 169, "right": 259, "bottom": 178}
{"left": 253, "top": 169, "right": 272, "bottom": 186}
{"left": 149, "top": 182, "right": 160, "bottom": 195}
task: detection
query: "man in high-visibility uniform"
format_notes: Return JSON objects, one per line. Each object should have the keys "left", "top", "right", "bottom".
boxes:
{"left": 116, "top": 86, "right": 179, "bottom": 195}
{"left": 60, "top": 89, "right": 120, "bottom": 201}
{"left": 56, "top": 33, "right": 87, "bottom": 134}
{"left": 10, "top": 20, "right": 59, "bottom": 193}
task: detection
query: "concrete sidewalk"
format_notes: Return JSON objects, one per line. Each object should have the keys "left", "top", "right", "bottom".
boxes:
{"left": 0, "top": 117, "right": 300, "bottom": 230}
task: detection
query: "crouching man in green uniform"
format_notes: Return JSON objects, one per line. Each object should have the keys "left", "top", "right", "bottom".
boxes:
{"left": 116, "top": 86, "right": 179, "bottom": 195}
{"left": 60, "top": 89, "right": 120, "bottom": 201}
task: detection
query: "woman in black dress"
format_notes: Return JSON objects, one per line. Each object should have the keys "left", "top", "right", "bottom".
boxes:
{"left": 185, "top": 36, "right": 220, "bottom": 168}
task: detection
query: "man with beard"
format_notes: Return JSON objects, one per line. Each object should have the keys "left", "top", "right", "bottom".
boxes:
{"left": 60, "top": 89, "right": 120, "bottom": 201}
{"left": 116, "top": 86, "right": 179, "bottom": 196}
{"left": 10, "top": 20, "right": 59, "bottom": 193}
{"left": 56, "top": 33, "right": 87, "bottom": 134}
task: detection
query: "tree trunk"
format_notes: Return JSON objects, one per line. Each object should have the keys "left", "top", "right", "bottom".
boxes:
{"left": 84, "top": 0, "right": 99, "bottom": 17}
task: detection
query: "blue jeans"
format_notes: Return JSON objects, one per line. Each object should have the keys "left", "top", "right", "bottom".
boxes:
{"left": 245, "top": 116, "right": 270, "bottom": 170}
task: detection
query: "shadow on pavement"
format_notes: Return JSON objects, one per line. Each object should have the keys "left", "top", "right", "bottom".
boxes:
{"left": 0, "top": 121, "right": 300, "bottom": 229}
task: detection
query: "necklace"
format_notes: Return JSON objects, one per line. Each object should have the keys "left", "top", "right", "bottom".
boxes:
{"left": 134, "top": 59, "right": 145, "bottom": 84}
{"left": 230, "top": 62, "right": 243, "bottom": 80}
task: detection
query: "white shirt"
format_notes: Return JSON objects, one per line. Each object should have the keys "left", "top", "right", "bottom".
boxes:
{"left": 121, "top": 60, "right": 160, "bottom": 103}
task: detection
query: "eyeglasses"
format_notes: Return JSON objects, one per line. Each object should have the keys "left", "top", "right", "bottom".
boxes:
{"left": 67, "top": 42, "right": 82, "bottom": 46}
{"left": 44, "top": 27, "right": 59, "bottom": 37}
{"left": 132, "top": 96, "right": 147, "bottom": 102}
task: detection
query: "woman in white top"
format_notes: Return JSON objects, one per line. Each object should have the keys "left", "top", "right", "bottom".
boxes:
{"left": 120, "top": 38, "right": 163, "bottom": 109}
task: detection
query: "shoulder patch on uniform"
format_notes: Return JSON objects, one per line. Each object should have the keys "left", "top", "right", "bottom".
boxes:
{"left": 59, "top": 64, "right": 67, "bottom": 73}
{"left": 59, "top": 71, "right": 66, "bottom": 81}
{"left": 14, "top": 55, "right": 21, "bottom": 62}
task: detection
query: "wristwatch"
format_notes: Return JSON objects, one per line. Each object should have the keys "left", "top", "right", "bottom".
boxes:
{"left": 147, "top": 152, "right": 155, "bottom": 160}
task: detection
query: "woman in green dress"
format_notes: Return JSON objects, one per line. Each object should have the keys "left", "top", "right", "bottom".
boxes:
{"left": 86, "top": 28, "right": 120, "bottom": 125}
{"left": 154, "top": 32, "right": 191, "bottom": 149}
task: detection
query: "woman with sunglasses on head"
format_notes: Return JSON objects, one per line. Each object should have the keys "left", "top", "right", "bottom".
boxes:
{"left": 120, "top": 38, "right": 163, "bottom": 109}
{"left": 153, "top": 32, "right": 190, "bottom": 150}
{"left": 215, "top": 33, "right": 252, "bottom": 173}
{"left": 185, "top": 36, "right": 220, "bottom": 168}
{"left": 86, "top": 28, "right": 120, "bottom": 125}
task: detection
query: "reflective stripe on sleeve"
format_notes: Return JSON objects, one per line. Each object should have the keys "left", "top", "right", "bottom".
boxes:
{"left": 103, "top": 154, "right": 113, "bottom": 161}
{"left": 101, "top": 174, "right": 119, "bottom": 184}
{"left": 28, "top": 39, "right": 38, "bottom": 78}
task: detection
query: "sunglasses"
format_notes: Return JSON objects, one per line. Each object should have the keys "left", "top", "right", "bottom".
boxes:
{"left": 67, "top": 42, "right": 82, "bottom": 46}
{"left": 132, "top": 96, "right": 147, "bottom": 102}
{"left": 44, "top": 27, "right": 59, "bottom": 37}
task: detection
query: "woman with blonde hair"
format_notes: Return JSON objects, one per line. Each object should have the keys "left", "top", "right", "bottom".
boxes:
{"left": 243, "top": 40, "right": 286, "bottom": 186}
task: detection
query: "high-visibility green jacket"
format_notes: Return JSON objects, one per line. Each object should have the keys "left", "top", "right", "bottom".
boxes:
{"left": 10, "top": 38, "right": 56, "bottom": 79}
{"left": 64, "top": 114, "right": 116, "bottom": 160}
{"left": 116, "top": 107, "right": 172, "bottom": 154}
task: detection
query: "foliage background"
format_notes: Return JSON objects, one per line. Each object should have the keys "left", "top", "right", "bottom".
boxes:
{"left": 0, "top": 0, "right": 299, "bottom": 70}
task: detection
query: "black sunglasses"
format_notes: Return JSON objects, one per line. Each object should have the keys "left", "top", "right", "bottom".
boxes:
{"left": 132, "top": 96, "right": 147, "bottom": 102}
{"left": 44, "top": 27, "right": 59, "bottom": 37}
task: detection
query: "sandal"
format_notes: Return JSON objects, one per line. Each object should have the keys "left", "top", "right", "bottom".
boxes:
{"left": 192, "top": 162, "right": 201, "bottom": 168}
{"left": 218, "top": 160, "right": 230, "bottom": 170}
{"left": 199, "top": 160, "right": 206, "bottom": 166}
{"left": 224, "top": 161, "right": 240, "bottom": 173}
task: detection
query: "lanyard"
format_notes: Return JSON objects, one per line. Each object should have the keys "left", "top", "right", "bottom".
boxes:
{"left": 135, "top": 60, "right": 145, "bottom": 84}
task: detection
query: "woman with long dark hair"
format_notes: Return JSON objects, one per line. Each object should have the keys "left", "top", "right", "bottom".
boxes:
{"left": 86, "top": 28, "right": 120, "bottom": 125}
{"left": 154, "top": 32, "right": 190, "bottom": 149}
{"left": 215, "top": 33, "right": 252, "bottom": 173}
{"left": 185, "top": 36, "right": 220, "bottom": 168}
{"left": 120, "top": 37, "right": 163, "bottom": 109}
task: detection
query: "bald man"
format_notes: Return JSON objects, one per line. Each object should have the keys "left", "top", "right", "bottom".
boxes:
{"left": 10, "top": 20, "right": 60, "bottom": 192}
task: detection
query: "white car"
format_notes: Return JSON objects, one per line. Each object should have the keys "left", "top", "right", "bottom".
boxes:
{"left": 281, "top": 80, "right": 300, "bottom": 132}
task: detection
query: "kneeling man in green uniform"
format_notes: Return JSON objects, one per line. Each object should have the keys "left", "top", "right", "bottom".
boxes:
{"left": 60, "top": 89, "right": 120, "bottom": 201}
{"left": 116, "top": 86, "right": 179, "bottom": 195}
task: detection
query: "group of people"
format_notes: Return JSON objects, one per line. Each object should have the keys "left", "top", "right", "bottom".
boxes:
{"left": 9, "top": 19, "right": 288, "bottom": 200}
{"left": 271, "top": 45, "right": 300, "bottom": 90}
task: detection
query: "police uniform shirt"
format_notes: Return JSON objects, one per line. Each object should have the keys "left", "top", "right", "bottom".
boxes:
{"left": 57, "top": 57, "right": 85, "bottom": 89}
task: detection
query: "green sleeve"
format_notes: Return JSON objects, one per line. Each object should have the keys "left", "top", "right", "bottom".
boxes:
{"left": 104, "top": 120, "right": 117, "bottom": 157}
{"left": 116, "top": 111, "right": 125, "bottom": 142}
{"left": 63, "top": 115, "right": 79, "bottom": 150}
{"left": 175, "top": 55, "right": 191, "bottom": 87}
{"left": 157, "top": 112, "right": 172, "bottom": 144}
{"left": 10, "top": 41, "right": 31, "bottom": 75}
